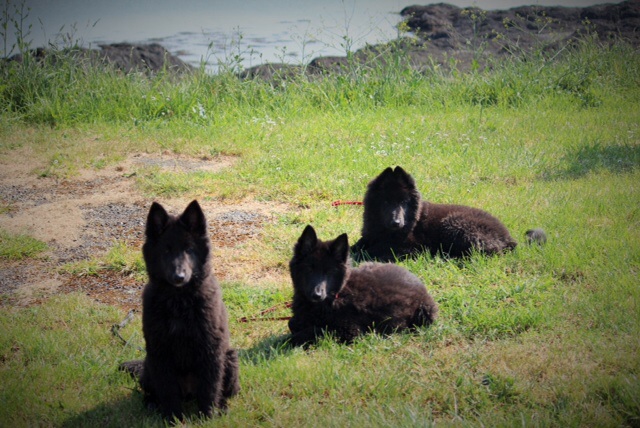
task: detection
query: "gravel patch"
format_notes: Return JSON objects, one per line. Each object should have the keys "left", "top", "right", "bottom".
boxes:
{"left": 53, "top": 202, "right": 147, "bottom": 263}
{"left": 130, "top": 153, "right": 236, "bottom": 173}
{"left": 0, "top": 151, "right": 280, "bottom": 309}
{"left": 214, "top": 210, "right": 265, "bottom": 224}
{"left": 0, "top": 184, "right": 50, "bottom": 207}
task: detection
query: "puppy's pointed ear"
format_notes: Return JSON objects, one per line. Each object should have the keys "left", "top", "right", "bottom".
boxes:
{"left": 370, "top": 167, "right": 394, "bottom": 188}
{"left": 180, "top": 200, "right": 207, "bottom": 236}
{"left": 393, "top": 165, "right": 406, "bottom": 175}
{"left": 379, "top": 167, "right": 394, "bottom": 180}
{"left": 331, "top": 233, "right": 350, "bottom": 263}
{"left": 146, "top": 202, "right": 169, "bottom": 239}
{"left": 393, "top": 166, "right": 416, "bottom": 188}
{"left": 295, "top": 225, "right": 317, "bottom": 256}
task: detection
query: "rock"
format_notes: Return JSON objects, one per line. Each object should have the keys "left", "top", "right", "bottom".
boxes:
{"left": 6, "top": 43, "right": 193, "bottom": 75}
{"left": 400, "top": 3, "right": 459, "bottom": 36}
{"left": 397, "top": 0, "right": 640, "bottom": 70}
{"left": 238, "top": 62, "right": 302, "bottom": 80}
{"left": 96, "top": 43, "right": 193, "bottom": 74}
{"left": 307, "top": 56, "right": 351, "bottom": 74}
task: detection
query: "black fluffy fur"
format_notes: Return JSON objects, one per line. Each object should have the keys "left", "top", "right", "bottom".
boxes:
{"left": 118, "top": 200, "right": 239, "bottom": 421}
{"left": 288, "top": 225, "right": 438, "bottom": 346}
{"left": 351, "top": 166, "right": 541, "bottom": 262}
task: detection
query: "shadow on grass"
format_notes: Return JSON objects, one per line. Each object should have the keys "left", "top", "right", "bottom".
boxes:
{"left": 239, "top": 333, "right": 294, "bottom": 365}
{"left": 60, "top": 392, "right": 160, "bottom": 428}
{"left": 61, "top": 390, "right": 235, "bottom": 427}
{"left": 546, "top": 142, "right": 640, "bottom": 180}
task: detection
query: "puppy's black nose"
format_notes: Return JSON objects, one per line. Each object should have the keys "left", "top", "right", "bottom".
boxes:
{"left": 390, "top": 217, "right": 403, "bottom": 229}
{"left": 313, "top": 285, "right": 326, "bottom": 301}
{"left": 173, "top": 271, "right": 186, "bottom": 284}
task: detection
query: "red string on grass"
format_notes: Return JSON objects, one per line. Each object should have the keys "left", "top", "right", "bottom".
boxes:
{"left": 331, "top": 201, "right": 363, "bottom": 207}
{"left": 238, "top": 301, "right": 293, "bottom": 323}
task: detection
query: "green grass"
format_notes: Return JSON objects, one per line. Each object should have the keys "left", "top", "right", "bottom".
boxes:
{"left": 0, "top": 36, "right": 639, "bottom": 426}
{"left": 0, "top": 229, "right": 48, "bottom": 260}
{"left": 59, "top": 241, "right": 146, "bottom": 281}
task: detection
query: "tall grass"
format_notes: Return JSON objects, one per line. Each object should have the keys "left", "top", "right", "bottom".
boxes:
{"left": 2, "top": 33, "right": 637, "bottom": 125}
{"left": 1, "top": 28, "right": 639, "bottom": 427}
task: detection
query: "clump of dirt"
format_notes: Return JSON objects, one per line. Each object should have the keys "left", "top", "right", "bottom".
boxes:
{"left": 125, "top": 152, "right": 236, "bottom": 173}
{"left": 60, "top": 270, "right": 144, "bottom": 313}
{"left": 0, "top": 151, "right": 290, "bottom": 310}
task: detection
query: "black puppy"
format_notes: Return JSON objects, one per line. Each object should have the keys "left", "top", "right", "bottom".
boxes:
{"left": 352, "top": 166, "right": 544, "bottom": 261}
{"left": 288, "top": 225, "right": 438, "bottom": 346}
{"left": 119, "top": 200, "right": 239, "bottom": 421}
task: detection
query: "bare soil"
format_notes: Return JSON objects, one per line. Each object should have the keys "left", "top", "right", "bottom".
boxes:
{"left": 0, "top": 150, "right": 290, "bottom": 311}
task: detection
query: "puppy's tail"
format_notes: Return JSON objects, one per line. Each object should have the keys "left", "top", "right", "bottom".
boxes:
{"left": 524, "top": 228, "right": 547, "bottom": 246}
{"left": 118, "top": 359, "right": 144, "bottom": 379}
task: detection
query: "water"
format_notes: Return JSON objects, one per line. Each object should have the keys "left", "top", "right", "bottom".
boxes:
{"left": 6, "top": 0, "right": 621, "bottom": 71}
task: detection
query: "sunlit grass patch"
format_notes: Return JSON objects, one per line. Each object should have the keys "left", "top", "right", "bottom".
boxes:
{"left": 0, "top": 293, "right": 147, "bottom": 426}
{"left": 60, "top": 241, "right": 145, "bottom": 281}
{"left": 0, "top": 229, "right": 48, "bottom": 260}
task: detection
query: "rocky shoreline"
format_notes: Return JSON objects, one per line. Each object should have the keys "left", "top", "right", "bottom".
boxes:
{"left": 5, "top": 1, "right": 639, "bottom": 77}
{"left": 242, "top": 0, "right": 639, "bottom": 78}
{"left": 6, "top": 42, "right": 194, "bottom": 75}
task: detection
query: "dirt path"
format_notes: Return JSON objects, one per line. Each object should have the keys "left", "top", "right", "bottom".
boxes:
{"left": 0, "top": 150, "right": 289, "bottom": 311}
